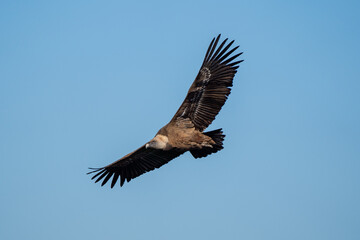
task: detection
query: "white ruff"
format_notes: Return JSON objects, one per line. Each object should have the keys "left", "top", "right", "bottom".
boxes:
{"left": 151, "top": 134, "right": 168, "bottom": 149}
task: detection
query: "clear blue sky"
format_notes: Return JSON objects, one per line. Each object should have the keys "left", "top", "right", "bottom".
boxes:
{"left": 1, "top": 1, "right": 359, "bottom": 239}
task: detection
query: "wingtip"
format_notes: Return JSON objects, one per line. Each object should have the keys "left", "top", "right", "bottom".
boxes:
{"left": 87, "top": 167, "right": 101, "bottom": 175}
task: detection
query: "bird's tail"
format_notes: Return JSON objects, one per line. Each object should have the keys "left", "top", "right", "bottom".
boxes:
{"left": 190, "top": 128, "right": 225, "bottom": 158}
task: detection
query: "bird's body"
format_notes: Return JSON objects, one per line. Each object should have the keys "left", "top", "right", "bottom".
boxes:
{"left": 88, "top": 34, "right": 243, "bottom": 188}
{"left": 151, "top": 119, "right": 214, "bottom": 151}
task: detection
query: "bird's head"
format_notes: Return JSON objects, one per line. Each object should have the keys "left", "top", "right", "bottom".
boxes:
{"left": 145, "top": 135, "right": 168, "bottom": 150}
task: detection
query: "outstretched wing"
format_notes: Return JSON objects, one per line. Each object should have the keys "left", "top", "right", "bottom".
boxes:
{"left": 171, "top": 34, "right": 243, "bottom": 131}
{"left": 88, "top": 146, "right": 185, "bottom": 188}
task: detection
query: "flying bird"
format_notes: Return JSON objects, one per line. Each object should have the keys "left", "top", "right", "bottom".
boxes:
{"left": 88, "top": 34, "right": 243, "bottom": 188}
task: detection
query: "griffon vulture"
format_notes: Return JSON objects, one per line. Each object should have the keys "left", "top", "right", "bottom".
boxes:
{"left": 88, "top": 34, "right": 243, "bottom": 188}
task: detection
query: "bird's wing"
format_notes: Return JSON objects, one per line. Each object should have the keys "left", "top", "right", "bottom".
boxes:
{"left": 87, "top": 145, "right": 185, "bottom": 188}
{"left": 171, "top": 34, "right": 243, "bottom": 131}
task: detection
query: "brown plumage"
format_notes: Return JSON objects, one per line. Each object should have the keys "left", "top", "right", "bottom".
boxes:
{"left": 88, "top": 34, "right": 243, "bottom": 188}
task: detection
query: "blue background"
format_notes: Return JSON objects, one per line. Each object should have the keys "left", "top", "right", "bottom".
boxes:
{"left": 1, "top": 1, "right": 359, "bottom": 239}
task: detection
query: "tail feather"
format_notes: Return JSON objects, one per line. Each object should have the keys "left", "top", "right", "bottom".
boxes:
{"left": 190, "top": 128, "right": 225, "bottom": 158}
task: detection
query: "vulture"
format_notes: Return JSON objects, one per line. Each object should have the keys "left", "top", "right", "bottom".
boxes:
{"left": 88, "top": 34, "right": 243, "bottom": 188}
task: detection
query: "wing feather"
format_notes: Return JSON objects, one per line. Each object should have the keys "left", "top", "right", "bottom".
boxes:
{"left": 111, "top": 173, "right": 120, "bottom": 188}
{"left": 101, "top": 172, "right": 113, "bottom": 186}
{"left": 171, "top": 34, "right": 243, "bottom": 131}
{"left": 88, "top": 145, "right": 185, "bottom": 188}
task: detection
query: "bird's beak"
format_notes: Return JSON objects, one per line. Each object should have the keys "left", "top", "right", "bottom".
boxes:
{"left": 145, "top": 143, "right": 149, "bottom": 149}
